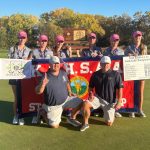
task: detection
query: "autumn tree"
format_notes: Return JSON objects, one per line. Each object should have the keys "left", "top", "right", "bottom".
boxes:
{"left": 40, "top": 8, "right": 105, "bottom": 37}
{"left": 7, "top": 14, "right": 39, "bottom": 47}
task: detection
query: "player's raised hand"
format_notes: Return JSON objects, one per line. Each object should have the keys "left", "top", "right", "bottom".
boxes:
{"left": 42, "top": 73, "right": 49, "bottom": 86}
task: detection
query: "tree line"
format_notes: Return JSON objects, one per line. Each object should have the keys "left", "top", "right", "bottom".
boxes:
{"left": 0, "top": 8, "right": 150, "bottom": 49}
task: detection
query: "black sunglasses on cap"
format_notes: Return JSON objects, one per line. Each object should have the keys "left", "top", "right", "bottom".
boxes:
{"left": 113, "top": 39, "right": 119, "bottom": 42}
{"left": 89, "top": 36, "right": 96, "bottom": 39}
{"left": 58, "top": 41, "right": 64, "bottom": 43}
{"left": 41, "top": 40, "right": 48, "bottom": 42}
{"left": 19, "top": 37, "right": 26, "bottom": 39}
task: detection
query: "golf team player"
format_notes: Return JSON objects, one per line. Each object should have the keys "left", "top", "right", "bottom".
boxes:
{"left": 8, "top": 31, "right": 31, "bottom": 125}
{"left": 125, "top": 31, "right": 147, "bottom": 118}
{"left": 80, "top": 56, "right": 124, "bottom": 131}
{"left": 77, "top": 32, "right": 102, "bottom": 57}
{"left": 35, "top": 56, "right": 82, "bottom": 128}
{"left": 29, "top": 34, "right": 53, "bottom": 124}
{"left": 29, "top": 34, "right": 53, "bottom": 59}
{"left": 103, "top": 33, "right": 124, "bottom": 56}
{"left": 103, "top": 33, "right": 124, "bottom": 118}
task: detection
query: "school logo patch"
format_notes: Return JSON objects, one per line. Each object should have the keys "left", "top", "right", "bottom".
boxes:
{"left": 62, "top": 75, "right": 67, "bottom": 82}
{"left": 70, "top": 76, "right": 89, "bottom": 98}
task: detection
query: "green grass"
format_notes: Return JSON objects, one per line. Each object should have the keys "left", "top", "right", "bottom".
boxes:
{"left": 0, "top": 50, "right": 7, "bottom": 58}
{"left": 0, "top": 79, "right": 150, "bottom": 150}
{"left": 0, "top": 50, "right": 150, "bottom": 149}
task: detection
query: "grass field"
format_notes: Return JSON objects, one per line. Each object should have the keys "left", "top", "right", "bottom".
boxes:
{"left": 0, "top": 80, "right": 150, "bottom": 150}
{"left": 0, "top": 50, "right": 8, "bottom": 58}
{"left": 0, "top": 51, "right": 150, "bottom": 150}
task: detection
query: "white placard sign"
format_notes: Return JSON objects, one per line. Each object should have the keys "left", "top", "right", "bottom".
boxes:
{"left": 0, "top": 59, "right": 32, "bottom": 79}
{"left": 123, "top": 55, "right": 150, "bottom": 81}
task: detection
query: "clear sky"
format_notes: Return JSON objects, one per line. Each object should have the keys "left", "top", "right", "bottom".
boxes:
{"left": 0, "top": 0, "right": 150, "bottom": 17}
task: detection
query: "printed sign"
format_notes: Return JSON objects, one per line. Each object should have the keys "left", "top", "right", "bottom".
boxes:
{"left": 73, "top": 30, "right": 86, "bottom": 41}
{"left": 123, "top": 55, "right": 150, "bottom": 81}
{"left": 0, "top": 59, "right": 31, "bottom": 79}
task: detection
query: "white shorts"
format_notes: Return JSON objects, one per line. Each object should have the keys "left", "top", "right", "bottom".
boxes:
{"left": 87, "top": 96, "right": 116, "bottom": 123}
{"left": 42, "top": 96, "right": 82, "bottom": 126}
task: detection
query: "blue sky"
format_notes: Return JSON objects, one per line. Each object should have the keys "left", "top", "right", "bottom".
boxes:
{"left": 0, "top": 0, "right": 150, "bottom": 17}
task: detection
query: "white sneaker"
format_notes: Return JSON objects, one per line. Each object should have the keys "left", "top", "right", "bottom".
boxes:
{"left": 139, "top": 110, "right": 146, "bottom": 118}
{"left": 32, "top": 116, "right": 38, "bottom": 124}
{"left": 129, "top": 112, "right": 135, "bottom": 118}
{"left": 19, "top": 118, "right": 25, "bottom": 125}
{"left": 115, "top": 112, "right": 122, "bottom": 118}
{"left": 12, "top": 115, "right": 18, "bottom": 125}
{"left": 80, "top": 124, "right": 89, "bottom": 132}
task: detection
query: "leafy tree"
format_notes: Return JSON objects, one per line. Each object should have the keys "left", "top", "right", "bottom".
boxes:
{"left": 39, "top": 21, "right": 63, "bottom": 46}
{"left": 0, "top": 27, "right": 7, "bottom": 48}
{"left": 7, "top": 14, "right": 39, "bottom": 47}
{"left": 40, "top": 8, "right": 105, "bottom": 37}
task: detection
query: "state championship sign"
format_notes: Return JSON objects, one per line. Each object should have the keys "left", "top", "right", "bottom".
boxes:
{"left": 123, "top": 55, "right": 150, "bottom": 81}
{"left": 15, "top": 56, "right": 140, "bottom": 118}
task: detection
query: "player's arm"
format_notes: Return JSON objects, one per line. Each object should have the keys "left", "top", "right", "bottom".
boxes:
{"left": 115, "top": 88, "right": 122, "bottom": 110}
{"left": 35, "top": 73, "right": 49, "bottom": 94}
{"left": 115, "top": 72, "right": 123, "bottom": 110}
{"left": 67, "top": 82, "right": 72, "bottom": 96}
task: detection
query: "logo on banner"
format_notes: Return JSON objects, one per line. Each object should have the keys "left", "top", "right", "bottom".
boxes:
{"left": 70, "top": 76, "right": 88, "bottom": 98}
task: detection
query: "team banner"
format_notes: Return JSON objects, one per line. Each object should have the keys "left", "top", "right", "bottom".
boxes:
{"left": 123, "top": 55, "right": 150, "bottom": 81}
{"left": 17, "top": 56, "right": 139, "bottom": 117}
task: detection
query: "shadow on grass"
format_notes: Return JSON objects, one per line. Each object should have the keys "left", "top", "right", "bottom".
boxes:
{"left": 89, "top": 117, "right": 106, "bottom": 126}
{"left": 25, "top": 115, "right": 106, "bottom": 131}
{"left": 25, "top": 116, "right": 81, "bottom": 131}
{"left": 0, "top": 100, "right": 13, "bottom": 124}
{"left": 59, "top": 115, "right": 105, "bottom": 131}
{"left": 0, "top": 101, "right": 110, "bottom": 130}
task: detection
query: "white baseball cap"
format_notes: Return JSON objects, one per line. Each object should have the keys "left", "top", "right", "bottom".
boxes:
{"left": 100, "top": 56, "right": 111, "bottom": 64}
{"left": 49, "top": 56, "right": 60, "bottom": 64}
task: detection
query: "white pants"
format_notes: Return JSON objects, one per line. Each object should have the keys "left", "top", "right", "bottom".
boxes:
{"left": 42, "top": 96, "right": 82, "bottom": 126}
{"left": 87, "top": 96, "right": 116, "bottom": 123}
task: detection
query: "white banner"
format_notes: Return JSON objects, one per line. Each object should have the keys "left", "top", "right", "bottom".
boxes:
{"left": 0, "top": 59, "right": 33, "bottom": 79}
{"left": 123, "top": 55, "right": 150, "bottom": 81}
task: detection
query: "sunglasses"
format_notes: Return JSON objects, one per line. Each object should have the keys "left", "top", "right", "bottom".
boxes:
{"left": 41, "top": 40, "right": 48, "bottom": 42}
{"left": 135, "top": 35, "right": 142, "bottom": 38}
{"left": 89, "top": 36, "right": 96, "bottom": 39}
{"left": 113, "top": 39, "right": 119, "bottom": 42}
{"left": 19, "top": 37, "right": 26, "bottom": 39}
{"left": 58, "top": 41, "right": 64, "bottom": 43}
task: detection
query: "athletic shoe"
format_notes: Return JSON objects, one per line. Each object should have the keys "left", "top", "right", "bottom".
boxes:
{"left": 32, "top": 116, "right": 38, "bottom": 124}
{"left": 19, "top": 118, "right": 25, "bottom": 125}
{"left": 12, "top": 115, "right": 18, "bottom": 125}
{"left": 80, "top": 124, "right": 89, "bottom": 132}
{"left": 94, "top": 112, "right": 100, "bottom": 117}
{"left": 67, "top": 117, "right": 82, "bottom": 127}
{"left": 139, "top": 110, "right": 146, "bottom": 118}
{"left": 115, "top": 112, "right": 122, "bottom": 118}
{"left": 129, "top": 112, "right": 135, "bottom": 118}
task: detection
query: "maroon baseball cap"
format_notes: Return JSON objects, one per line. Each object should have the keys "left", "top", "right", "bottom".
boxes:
{"left": 56, "top": 35, "right": 64, "bottom": 42}
{"left": 89, "top": 32, "right": 96, "bottom": 38}
{"left": 18, "top": 31, "right": 27, "bottom": 38}
{"left": 39, "top": 35, "right": 48, "bottom": 41}
{"left": 133, "top": 31, "right": 142, "bottom": 38}
{"left": 110, "top": 34, "right": 120, "bottom": 41}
